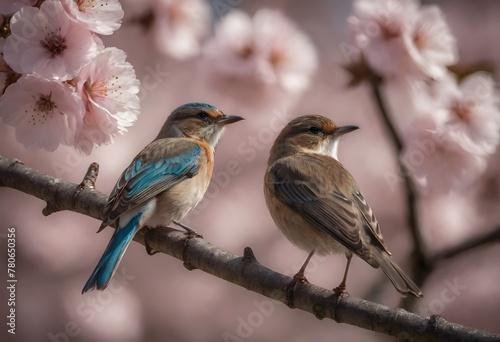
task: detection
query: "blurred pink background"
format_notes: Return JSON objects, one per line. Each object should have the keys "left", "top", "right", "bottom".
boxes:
{"left": 1, "top": 1, "right": 500, "bottom": 341}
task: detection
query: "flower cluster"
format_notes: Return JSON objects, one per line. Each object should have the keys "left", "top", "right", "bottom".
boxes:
{"left": 347, "top": 0, "right": 500, "bottom": 193}
{"left": 203, "top": 9, "right": 318, "bottom": 94}
{"left": 401, "top": 72, "right": 499, "bottom": 193}
{"left": 148, "top": 1, "right": 318, "bottom": 94}
{"left": 0, "top": 0, "right": 140, "bottom": 155}
{"left": 347, "top": 0, "right": 457, "bottom": 80}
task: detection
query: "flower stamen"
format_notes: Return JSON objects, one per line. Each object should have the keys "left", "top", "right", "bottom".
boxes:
{"left": 28, "top": 92, "right": 58, "bottom": 125}
{"left": 238, "top": 44, "right": 254, "bottom": 59}
{"left": 77, "top": 0, "right": 97, "bottom": 11}
{"left": 41, "top": 29, "right": 67, "bottom": 58}
{"left": 36, "top": 92, "right": 56, "bottom": 113}
{"left": 269, "top": 48, "right": 286, "bottom": 68}
{"left": 377, "top": 20, "right": 401, "bottom": 40}
{"left": 451, "top": 101, "right": 472, "bottom": 123}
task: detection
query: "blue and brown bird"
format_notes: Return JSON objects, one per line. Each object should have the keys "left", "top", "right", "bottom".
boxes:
{"left": 264, "top": 115, "right": 422, "bottom": 297}
{"left": 82, "top": 102, "right": 244, "bottom": 293}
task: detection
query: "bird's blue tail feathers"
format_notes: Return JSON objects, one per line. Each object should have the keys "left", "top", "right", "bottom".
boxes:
{"left": 82, "top": 213, "right": 141, "bottom": 293}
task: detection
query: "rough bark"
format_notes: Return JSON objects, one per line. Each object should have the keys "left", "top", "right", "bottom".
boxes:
{"left": 1, "top": 156, "right": 499, "bottom": 341}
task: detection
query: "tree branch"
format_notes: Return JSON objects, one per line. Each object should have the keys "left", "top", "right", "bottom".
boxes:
{"left": 434, "top": 227, "right": 500, "bottom": 261}
{"left": 1, "top": 155, "right": 499, "bottom": 341}
{"left": 0, "top": 158, "right": 107, "bottom": 218}
{"left": 369, "top": 79, "right": 434, "bottom": 303}
{"left": 368, "top": 78, "right": 500, "bottom": 311}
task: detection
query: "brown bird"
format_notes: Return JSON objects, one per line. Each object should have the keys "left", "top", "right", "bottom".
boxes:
{"left": 264, "top": 115, "right": 422, "bottom": 297}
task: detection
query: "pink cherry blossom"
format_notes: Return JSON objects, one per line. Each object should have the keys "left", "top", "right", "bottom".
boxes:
{"left": 60, "top": 0, "right": 124, "bottom": 35}
{"left": 253, "top": 9, "right": 318, "bottom": 93}
{"left": 74, "top": 47, "right": 140, "bottom": 155}
{"left": 405, "top": 5, "right": 458, "bottom": 79}
{"left": 152, "top": 0, "right": 211, "bottom": 60}
{"left": 203, "top": 9, "right": 318, "bottom": 94}
{"left": 0, "top": 0, "right": 36, "bottom": 15}
{"left": 435, "top": 72, "right": 500, "bottom": 156}
{"left": 402, "top": 114, "right": 487, "bottom": 193}
{"left": 348, "top": 0, "right": 457, "bottom": 79}
{"left": 203, "top": 10, "right": 255, "bottom": 80}
{"left": 0, "top": 75, "right": 84, "bottom": 151}
{"left": 3, "top": 0, "right": 97, "bottom": 80}
{"left": 399, "top": 71, "right": 500, "bottom": 193}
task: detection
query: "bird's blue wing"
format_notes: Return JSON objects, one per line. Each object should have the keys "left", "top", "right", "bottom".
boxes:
{"left": 100, "top": 139, "right": 202, "bottom": 229}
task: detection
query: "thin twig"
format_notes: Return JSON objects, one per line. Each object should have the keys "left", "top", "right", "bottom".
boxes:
{"left": 1, "top": 155, "right": 499, "bottom": 341}
{"left": 78, "top": 162, "right": 99, "bottom": 190}
{"left": 434, "top": 227, "right": 500, "bottom": 261}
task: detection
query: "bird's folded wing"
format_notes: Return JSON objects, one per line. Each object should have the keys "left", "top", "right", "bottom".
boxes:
{"left": 100, "top": 138, "right": 202, "bottom": 229}
{"left": 269, "top": 154, "right": 373, "bottom": 259}
{"left": 351, "top": 190, "right": 391, "bottom": 254}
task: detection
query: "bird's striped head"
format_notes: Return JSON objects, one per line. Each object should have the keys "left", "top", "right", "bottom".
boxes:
{"left": 269, "top": 115, "right": 358, "bottom": 161}
{"left": 156, "top": 102, "right": 244, "bottom": 147}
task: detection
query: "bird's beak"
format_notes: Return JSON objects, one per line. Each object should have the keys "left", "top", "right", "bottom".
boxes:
{"left": 334, "top": 125, "right": 359, "bottom": 136}
{"left": 217, "top": 115, "right": 245, "bottom": 126}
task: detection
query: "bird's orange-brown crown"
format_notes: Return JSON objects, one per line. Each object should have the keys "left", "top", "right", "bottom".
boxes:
{"left": 287, "top": 115, "right": 338, "bottom": 133}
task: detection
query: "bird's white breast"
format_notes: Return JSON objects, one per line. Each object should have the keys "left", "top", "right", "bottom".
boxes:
{"left": 319, "top": 137, "right": 340, "bottom": 161}
{"left": 147, "top": 172, "right": 211, "bottom": 228}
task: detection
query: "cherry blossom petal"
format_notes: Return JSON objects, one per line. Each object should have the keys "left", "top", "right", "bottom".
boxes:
{"left": 432, "top": 72, "right": 500, "bottom": 155}
{"left": 405, "top": 5, "right": 458, "bottom": 79}
{"left": 402, "top": 114, "right": 487, "bottom": 193}
{"left": 349, "top": 0, "right": 457, "bottom": 80}
{"left": 3, "top": 0, "right": 97, "bottom": 80}
{"left": 203, "top": 10, "right": 256, "bottom": 79}
{"left": 75, "top": 47, "right": 140, "bottom": 155}
{"left": 60, "top": 0, "right": 124, "bottom": 35}
{"left": 203, "top": 9, "right": 318, "bottom": 94}
{"left": 0, "top": 75, "right": 84, "bottom": 151}
{"left": 253, "top": 9, "right": 318, "bottom": 93}
{"left": 153, "top": 0, "right": 211, "bottom": 60}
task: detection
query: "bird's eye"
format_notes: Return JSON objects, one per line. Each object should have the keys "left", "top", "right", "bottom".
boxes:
{"left": 309, "top": 127, "right": 321, "bottom": 135}
{"left": 197, "top": 112, "right": 209, "bottom": 120}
